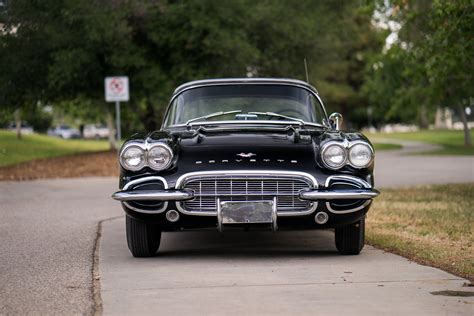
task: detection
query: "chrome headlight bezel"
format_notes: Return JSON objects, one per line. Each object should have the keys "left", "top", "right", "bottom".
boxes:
{"left": 119, "top": 141, "right": 174, "bottom": 172}
{"left": 119, "top": 144, "right": 146, "bottom": 171}
{"left": 348, "top": 142, "right": 374, "bottom": 168}
{"left": 320, "top": 142, "right": 347, "bottom": 170}
{"left": 147, "top": 143, "right": 173, "bottom": 171}
{"left": 320, "top": 140, "right": 373, "bottom": 170}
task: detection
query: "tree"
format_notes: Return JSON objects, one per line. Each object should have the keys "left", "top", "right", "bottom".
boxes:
{"left": 363, "top": 0, "right": 473, "bottom": 146}
{"left": 0, "top": 0, "right": 50, "bottom": 138}
{"left": 421, "top": 0, "right": 473, "bottom": 146}
{"left": 2, "top": 0, "right": 383, "bottom": 140}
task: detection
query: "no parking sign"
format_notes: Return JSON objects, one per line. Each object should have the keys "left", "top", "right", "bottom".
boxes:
{"left": 105, "top": 76, "right": 129, "bottom": 145}
{"left": 105, "top": 76, "right": 129, "bottom": 102}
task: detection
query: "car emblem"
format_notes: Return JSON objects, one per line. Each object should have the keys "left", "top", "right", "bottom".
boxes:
{"left": 237, "top": 152, "right": 256, "bottom": 158}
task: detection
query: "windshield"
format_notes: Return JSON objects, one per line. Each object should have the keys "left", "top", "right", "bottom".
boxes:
{"left": 163, "top": 84, "right": 326, "bottom": 127}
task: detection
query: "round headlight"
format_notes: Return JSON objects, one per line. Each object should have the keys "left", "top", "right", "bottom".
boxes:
{"left": 147, "top": 144, "right": 173, "bottom": 171}
{"left": 120, "top": 145, "right": 145, "bottom": 171}
{"left": 322, "top": 143, "right": 347, "bottom": 169}
{"left": 349, "top": 143, "right": 373, "bottom": 168}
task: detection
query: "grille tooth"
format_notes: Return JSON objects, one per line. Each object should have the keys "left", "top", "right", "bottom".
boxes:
{"left": 182, "top": 175, "right": 312, "bottom": 213}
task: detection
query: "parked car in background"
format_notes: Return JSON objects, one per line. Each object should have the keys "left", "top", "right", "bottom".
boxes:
{"left": 112, "top": 78, "right": 380, "bottom": 257}
{"left": 83, "top": 124, "right": 109, "bottom": 139}
{"left": 47, "top": 125, "right": 80, "bottom": 139}
{"left": 7, "top": 122, "right": 34, "bottom": 135}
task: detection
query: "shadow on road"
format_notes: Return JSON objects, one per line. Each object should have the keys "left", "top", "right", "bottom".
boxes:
{"left": 156, "top": 230, "right": 340, "bottom": 260}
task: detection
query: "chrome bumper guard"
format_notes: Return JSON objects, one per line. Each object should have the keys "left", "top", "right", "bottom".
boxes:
{"left": 112, "top": 189, "right": 194, "bottom": 201}
{"left": 299, "top": 189, "right": 380, "bottom": 201}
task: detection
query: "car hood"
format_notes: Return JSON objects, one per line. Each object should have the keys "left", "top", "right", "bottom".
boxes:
{"left": 177, "top": 132, "right": 318, "bottom": 167}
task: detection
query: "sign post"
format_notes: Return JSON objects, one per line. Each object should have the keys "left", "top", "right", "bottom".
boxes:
{"left": 105, "top": 76, "right": 129, "bottom": 146}
{"left": 115, "top": 100, "right": 121, "bottom": 142}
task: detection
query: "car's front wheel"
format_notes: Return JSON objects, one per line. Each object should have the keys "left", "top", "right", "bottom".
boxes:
{"left": 335, "top": 217, "right": 365, "bottom": 255}
{"left": 126, "top": 215, "right": 161, "bottom": 257}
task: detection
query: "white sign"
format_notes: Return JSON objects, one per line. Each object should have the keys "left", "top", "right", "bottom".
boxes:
{"left": 105, "top": 76, "right": 129, "bottom": 102}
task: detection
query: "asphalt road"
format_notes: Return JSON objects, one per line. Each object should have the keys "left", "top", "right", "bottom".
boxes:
{"left": 0, "top": 178, "right": 120, "bottom": 315}
{"left": 0, "top": 144, "right": 473, "bottom": 314}
{"left": 375, "top": 139, "right": 474, "bottom": 187}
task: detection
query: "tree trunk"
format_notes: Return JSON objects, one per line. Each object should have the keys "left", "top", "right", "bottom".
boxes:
{"left": 106, "top": 110, "right": 117, "bottom": 150}
{"left": 458, "top": 104, "right": 472, "bottom": 147}
{"left": 14, "top": 108, "right": 22, "bottom": 140}
{"left": 419, "top": 105, "right": 429, "bottom": 129}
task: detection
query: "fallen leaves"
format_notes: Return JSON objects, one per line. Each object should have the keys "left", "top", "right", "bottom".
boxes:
{"left": 0, "top": 150, "right": 119, "bottom": 181}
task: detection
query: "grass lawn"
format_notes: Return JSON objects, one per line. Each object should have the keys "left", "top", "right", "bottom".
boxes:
{"left": 368, "top": 129, "right": 474, "bottom": 155}
{"left": 0, "top": 130, "right": 110, "bottom": 167}
{"left": 373, "top": 143, "right": 402, "bottom": 151}
{"left": 367, "top": 183, "right": 474, "bottom": 280}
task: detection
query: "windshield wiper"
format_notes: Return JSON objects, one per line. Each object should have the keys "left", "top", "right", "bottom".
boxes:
{"left": 248, "top": 111, "right": 305, "bottom": 125}
{"left": 185, "top": 110, "right": 242, "bottom": 125}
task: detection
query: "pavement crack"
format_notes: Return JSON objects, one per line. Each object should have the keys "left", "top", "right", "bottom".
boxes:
{"left": 91, "top": 216, "right": 123, "bottom": 316}
{"left": 125, "top": 278, "right": 463, "bottom": 292}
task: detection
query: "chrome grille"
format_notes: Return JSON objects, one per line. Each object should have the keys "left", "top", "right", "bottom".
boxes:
{"left": 181, "top": 175, "right": 314, "bottom": 213}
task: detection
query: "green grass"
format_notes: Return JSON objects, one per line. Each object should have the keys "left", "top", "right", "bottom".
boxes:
{"left": 367, "top": 184, "right": 474, "bottom": 280}
{"left": 0, "top": 130, "right": 110, "bottom": 167}
{"left": 373, "top": 143, "right": 402, "bottom": 151}
{"left": 368, "top": 129, "right": 474, "bottom": 155}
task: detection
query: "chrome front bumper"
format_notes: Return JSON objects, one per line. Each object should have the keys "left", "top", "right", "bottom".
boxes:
{"left": 112, "top": 172, "right": 380, "bottom": 216}
{"left": 112, "top": 188, "right": 379, "bottom": 202}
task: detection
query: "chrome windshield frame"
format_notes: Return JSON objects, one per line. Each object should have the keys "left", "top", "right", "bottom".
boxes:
{"left": 161, "top": 79, "right": 329, "bottom": 129}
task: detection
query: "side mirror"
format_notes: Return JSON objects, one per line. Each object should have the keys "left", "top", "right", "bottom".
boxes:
{"left": 329, "top": 112, "right": 343, "bottom": 131}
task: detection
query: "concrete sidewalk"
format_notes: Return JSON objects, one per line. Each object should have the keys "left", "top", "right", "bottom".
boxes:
{"left": 100, "top": 217, "right": 473, "bottom": 315}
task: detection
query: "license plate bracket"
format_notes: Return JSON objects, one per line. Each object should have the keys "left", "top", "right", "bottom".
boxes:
{"left": 217, "top": 198, "right": 277, "bottom": 231}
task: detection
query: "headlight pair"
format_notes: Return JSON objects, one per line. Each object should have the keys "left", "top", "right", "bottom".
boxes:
{"left": 321, "top": 141, "right": 373, "bottom": 169}
{"left": 120, "top": 142, "right": 173, "bottom": 171}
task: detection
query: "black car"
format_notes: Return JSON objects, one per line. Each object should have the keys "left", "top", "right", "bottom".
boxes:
{"left": 112, "top": 78, "right": 379, "bottom": 257}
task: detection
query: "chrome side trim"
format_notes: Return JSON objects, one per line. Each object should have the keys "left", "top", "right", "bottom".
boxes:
{"left": 121, "top": 176, "right": 169, "bottom": 214}
{"left": 112, "top": 189, "right": 194, "bottom": 201}
{"left": 175, "top": 170, "right": 318, "bottom": 217}
{"left": 324, "top": 175, "right": 374, "bottom": 214}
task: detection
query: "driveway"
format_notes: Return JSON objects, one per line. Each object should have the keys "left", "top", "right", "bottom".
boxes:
{"left": 375, "top": 139, "right": 474, "bottom": 187}
{"left": 0, "top": 143, "right": 473, "bottom": 314}
{"left": 101, "top": 220, "right": 472, "bottom": 315}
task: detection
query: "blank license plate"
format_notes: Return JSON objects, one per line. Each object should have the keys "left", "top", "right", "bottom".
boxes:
{"left": 220, "top": 200, "right": 274, "bottom": 224}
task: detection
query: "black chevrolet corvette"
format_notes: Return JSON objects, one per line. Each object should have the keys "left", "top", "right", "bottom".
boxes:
{"left": 112, "top": 78, "right": 379, "bottom": 257}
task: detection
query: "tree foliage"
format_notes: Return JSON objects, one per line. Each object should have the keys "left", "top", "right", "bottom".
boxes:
{"left": 363, "top": 0, "right": 473, "bottom": 139}
{"left": 0, "top": 0, "right": 384, "bottom": 135}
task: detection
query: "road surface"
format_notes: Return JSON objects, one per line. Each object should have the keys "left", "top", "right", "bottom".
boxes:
{"left": 374, "top": 139, "right": 474, "bottom": 187}
{"left": 0, "top": 143, "right": 473, "bottom": 314}
{"left": 101, "top": 220, "right": 472, "bottom": 315}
